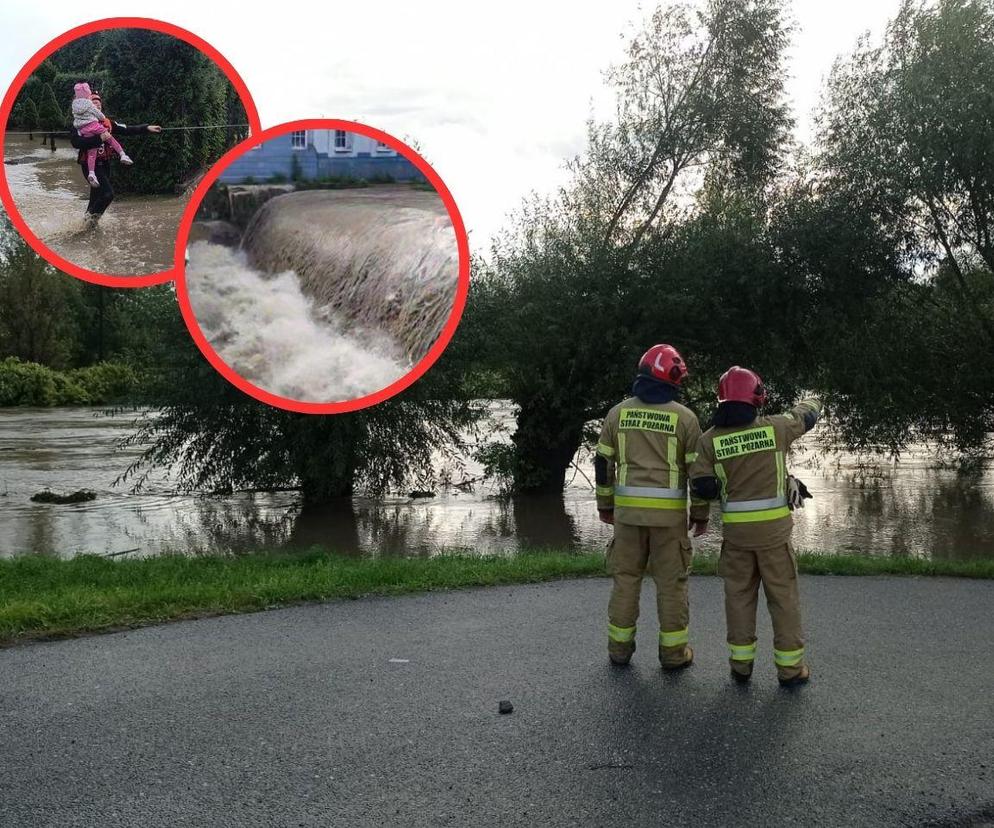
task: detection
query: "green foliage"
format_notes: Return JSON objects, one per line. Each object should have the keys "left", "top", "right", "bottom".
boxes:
{"left": 96, "top": 28, "right": 246, "bottom": 194}
{"left": 7, "top": 30, "right": 246, "bottom": 193}
{"left": 0, "top": 217, "right": 81, "bottom": 368}
{"left": 34, "top": 59, "right": 58, "bottom": 85}
{"left": 37, "top": 83, "right": 64, "bottom": 133}
{"left": 0, "top": 358, "right": 89, "bottom": 406}
{"left": 468, "top": 0, "right": 797, "bottom": 493}
{"left": 811, "top": 0, "right": 994, "bottom": 454}
{"left": 0, "top": 358, "right": 139, "bottom": 406}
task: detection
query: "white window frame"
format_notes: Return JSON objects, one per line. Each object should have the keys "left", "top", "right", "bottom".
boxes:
{"left": 290, "top": 130, "right": 307, "bottom": 150}
{"left": 333, "top": 130, "right": 352, "bottom": 153}
{"left": 375, "top": 140, "right": 394, "bottom": 154}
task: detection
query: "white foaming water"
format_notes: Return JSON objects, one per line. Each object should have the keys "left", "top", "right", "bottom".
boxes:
{"left": 186, "top": 241, "right": 410, "bottom": 402}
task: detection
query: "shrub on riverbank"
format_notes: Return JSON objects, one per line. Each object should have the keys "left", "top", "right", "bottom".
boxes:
{"left": 2, "top": 550, "right": 993, "bottom": 645}
{"left": 0, "top": 357, "right": 140, "bottom": 405}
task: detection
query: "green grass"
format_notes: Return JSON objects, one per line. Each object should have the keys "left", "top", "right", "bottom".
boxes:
{"left": 1, "top": 550, "right": 992, "bottom": 645}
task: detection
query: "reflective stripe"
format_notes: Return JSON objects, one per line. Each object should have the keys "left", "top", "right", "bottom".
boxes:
{"left": 659, "top": 627, "right": 689, "bottom": 647}
{"left": 618, "top": 432, "right": 628, "bottom": 486}
{"left": 723, "top": 506, "right": 790, "bottom": 523}
{"left": 724, "top": 496, "right": 788, "bottom": 512}
{"left": 615, "top": 485, "right": 686, "bottom": 499}
{"left": 596, "top": 442, "right": 615, "bottom": 457}
{"left": 608, "top": 623, "right": 635, "bottom": 643}
{"left": 776, "top": 451, "right": 785, "bottom": 499}
{"left": 667, "top": 437, "right": 678, "bottom": 490}
{"left": 596, "top": 485, "right": 614, "bottom": 497}
{"left": 774, "top": 647, "right": 805, "bottom": 667}
{"left": 729, "top": 642, "right": 757, "bottom": 662}
{"left": 714, "top": 463, "right": 728, "bottom": 506}
{"left": 615, "top": 496, "right": 686, "bottom": 510}
{"left": 685, "top": 451, "right": 698, "bottom": 463}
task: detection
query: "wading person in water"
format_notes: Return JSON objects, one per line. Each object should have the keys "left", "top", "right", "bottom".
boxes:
{"left": 69, "top": 89, "right": 162, "bottom": 223}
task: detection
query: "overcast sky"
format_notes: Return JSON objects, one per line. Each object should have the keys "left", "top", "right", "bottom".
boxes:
{"left": 1, "top": 0, "right": 902, "bottom": 244}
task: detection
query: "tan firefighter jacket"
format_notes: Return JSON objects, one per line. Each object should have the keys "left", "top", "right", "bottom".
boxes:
{"left": 689, "top": 397, "right": 822, "bottom": 547}
{"left": 595, "top": 396, "right": 710, "bottom": 528}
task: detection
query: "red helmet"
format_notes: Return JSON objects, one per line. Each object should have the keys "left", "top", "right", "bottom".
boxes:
{"left": 637, "top": 344, "right": 688, "bottom": 386}
{"left": 718, "top": 366, "right": 767, "bottom": 407}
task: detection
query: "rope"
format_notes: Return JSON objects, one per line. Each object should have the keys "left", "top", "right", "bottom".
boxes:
{"left": 4, "top": 124, "right": 250, "bottom": 136}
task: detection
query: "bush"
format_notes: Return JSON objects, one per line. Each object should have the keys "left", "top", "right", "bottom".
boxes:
{"left": 0, "top": 358, "right": 139, "bottom": 406}
{"left": 0, "top": 358, "right": 88, "bottom": 406}
{"left": 70, "top": 362, "right": 140, "bottom": 402}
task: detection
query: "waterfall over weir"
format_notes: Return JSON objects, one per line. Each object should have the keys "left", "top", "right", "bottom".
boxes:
{"left": 185, "top": 186, "right": 459, "bottom": 403}
{"left": 241, "top": 188, "right": 459, "bottom": 364}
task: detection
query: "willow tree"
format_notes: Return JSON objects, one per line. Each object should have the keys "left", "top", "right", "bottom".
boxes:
{"left": 813, "top": 0, "right": 994, "bottom": 454}
{"left": 475, "top": 0, "right": 795, "bottom": 493}
{"left": 120, "top": 291, "right": 484, "bottom": 505}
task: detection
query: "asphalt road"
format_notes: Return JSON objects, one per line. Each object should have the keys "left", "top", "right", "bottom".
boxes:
{"left": 2, "top": 575, "right": 993, "bottom": 827}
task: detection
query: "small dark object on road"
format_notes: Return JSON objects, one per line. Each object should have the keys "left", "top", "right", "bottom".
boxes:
{"left": 30, "top": 489, "right": 97, "bottom": 504}
{"left": 499, "top": 700, "right": 513, "bottom": 714}
{"left": 409, "top": 490, "right": 436, "bottom": 499}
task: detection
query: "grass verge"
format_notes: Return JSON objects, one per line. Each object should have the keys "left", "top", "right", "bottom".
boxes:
{"left": 1, "top": 550, "right": 992, "bottom": 645}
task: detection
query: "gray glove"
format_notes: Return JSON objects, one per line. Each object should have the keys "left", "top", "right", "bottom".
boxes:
{"left": 787, "top": 475, "right": 812, "bottom": 510}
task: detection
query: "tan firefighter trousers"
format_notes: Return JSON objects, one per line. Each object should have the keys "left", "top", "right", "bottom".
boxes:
{"left": 607, "top": 522, "right": 692, "bottom": 666}
{"left": 719, "top": 540, "right": 806, "bottom": 680}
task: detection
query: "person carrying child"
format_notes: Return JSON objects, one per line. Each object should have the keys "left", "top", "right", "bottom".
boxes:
{"left": 71, "top": 81, "right": 133, "bottom": 187}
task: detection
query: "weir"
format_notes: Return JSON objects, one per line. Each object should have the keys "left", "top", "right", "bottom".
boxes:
{"left": 240, "top": 187, "right": 459, "bottom": 363}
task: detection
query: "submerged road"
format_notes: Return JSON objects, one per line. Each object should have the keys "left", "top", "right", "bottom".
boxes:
{"left": 1, "top": 575, "right": 992, "bottom": 827}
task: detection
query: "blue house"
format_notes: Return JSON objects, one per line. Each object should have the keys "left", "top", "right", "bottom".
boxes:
{"left": 218, "top": 129, "right": 426, "bottom": 184}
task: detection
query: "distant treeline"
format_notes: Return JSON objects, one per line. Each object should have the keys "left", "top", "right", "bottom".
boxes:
{"left": 0, "top": 209, "right": 184, "bottom": 404}
{"left": 6, "top": 29, "right": 249, "bottom": 194}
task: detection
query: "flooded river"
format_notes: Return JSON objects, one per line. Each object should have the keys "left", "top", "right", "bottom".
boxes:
{"left": 2, "top": 135, "right": 185, "bottom": 276}
{"left": 1, "top": 407, "right": 992, "bottom": 561}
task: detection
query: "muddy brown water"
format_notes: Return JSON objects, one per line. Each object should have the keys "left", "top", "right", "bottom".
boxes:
{"left": 1, "top": 407, "right": 992, "bottom": 560}
{"left": 2, "top": 135, "right": 185, "bottom": 276}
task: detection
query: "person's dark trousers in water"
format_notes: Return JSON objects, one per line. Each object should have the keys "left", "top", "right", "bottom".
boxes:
{"left": 70, "top": 122, "right": 151, "bottom": 217}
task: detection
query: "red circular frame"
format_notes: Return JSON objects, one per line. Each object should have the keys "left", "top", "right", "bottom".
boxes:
{"left": 0, "top": 17, "right": 262, "bottom": 287}
{"left": 175, "top": 119, "right": 471, "bottom": 415}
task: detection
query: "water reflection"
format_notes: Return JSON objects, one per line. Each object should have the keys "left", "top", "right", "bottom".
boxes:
{"left": 0, "top": 408, "right": 992, "bottom": 561}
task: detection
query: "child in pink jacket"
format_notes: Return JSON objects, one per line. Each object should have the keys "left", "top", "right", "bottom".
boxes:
{"left": 71, "top": 82, "right": 133, "bottom": 187}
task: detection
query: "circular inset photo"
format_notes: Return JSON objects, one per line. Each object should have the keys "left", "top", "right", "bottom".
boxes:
{"left": 177, "top": 119, "right": 469, "bottom": 414}
{"left": 0, "top": 18, "right": 260, "bottom": 286}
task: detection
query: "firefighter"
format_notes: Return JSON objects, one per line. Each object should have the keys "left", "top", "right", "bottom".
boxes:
{"left": 595, "top": 344, "right": 710, "bottom": 669}
{"left": 689, "top": 366, "right": 822, "bottom": 687}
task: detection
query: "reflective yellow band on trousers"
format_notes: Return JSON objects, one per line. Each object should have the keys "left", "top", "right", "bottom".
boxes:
{"left": 596, "top": 442, "right": 615, "bottom": 457}
{"left": 659, "top": 627, "right": 689, "bottom": 647}
{"left": 774, "top": 647, "right": 805, "bottom": 667}
{"left": 596, "top": 485, "right": 614, "bottom": 497}
{"left": 608, "top": 623, "right": 635, "bottom": 642}
{"left": 729, "top": 642, "right": 757, "bottom": 662}
{"left": 722, "top": 506, "right": 790, "bottom": 523}
{"left": 615, "top": 496, "right": 686, "bottom": 510}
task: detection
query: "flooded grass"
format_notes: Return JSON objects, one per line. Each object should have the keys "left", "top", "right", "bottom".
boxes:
{"left": 2, "top": 549, "right": 994, "bottom": 645}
